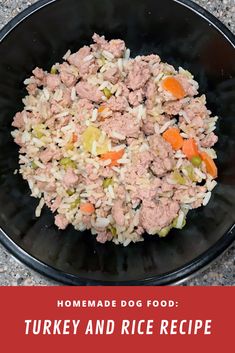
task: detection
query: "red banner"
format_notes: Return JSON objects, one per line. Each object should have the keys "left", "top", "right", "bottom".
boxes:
{"left": 0, "top": 287, "right": 233, "bottom": 352}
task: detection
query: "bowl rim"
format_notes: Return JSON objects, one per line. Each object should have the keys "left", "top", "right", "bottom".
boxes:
{"left": 0, "top": 0, "right": 234, "bottom": 286}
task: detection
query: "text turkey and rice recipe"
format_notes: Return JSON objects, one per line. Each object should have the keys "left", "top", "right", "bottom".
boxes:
{"left": 12, "top": 33, "right": 218, "bottom": 246}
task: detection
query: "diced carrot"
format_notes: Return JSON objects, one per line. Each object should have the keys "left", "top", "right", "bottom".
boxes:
{"left": 80, "top": 202, "right": 95, "bottom": 214}
{"left": 162, "top": 127, "right": 184, "bottom": 150}
{"left": 98, "top": 106, "right": 106, "bottom": 113}
{"left": 200, "top": 151, "right": 218, "bottom": 179}
{"left": 98, "top": 105, "right": 109, "bottom": 121}
{"left": 162, "top": 76, "right": 186, "bottom": 99}
{"left": 109, "top": 160, "right": 120, "bottom": 167}
{"left": 182, "top": 138, "right": 199, "bottom": 160}
{"left": 100, "top": 149, "right": 125, "bottom": 166}
{"left": 72, "top": 133, "right": 78, "bottom": 143}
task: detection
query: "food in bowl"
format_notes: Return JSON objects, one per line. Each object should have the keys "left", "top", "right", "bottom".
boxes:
{"left": 11, "top": 33, "right": 218, "bottom": 246}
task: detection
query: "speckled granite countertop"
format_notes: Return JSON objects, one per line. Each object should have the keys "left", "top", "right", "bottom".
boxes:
{"left": 0, "top": 0, "right": 234, "bottom": 286}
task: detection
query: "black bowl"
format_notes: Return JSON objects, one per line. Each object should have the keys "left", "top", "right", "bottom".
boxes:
{"left": 0, "top": 0, "right": 234, "bottom": 285}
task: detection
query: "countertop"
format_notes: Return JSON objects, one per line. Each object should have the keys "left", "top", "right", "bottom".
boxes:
{"left": 0, "top": 0, "right": 234, "bottom": 286}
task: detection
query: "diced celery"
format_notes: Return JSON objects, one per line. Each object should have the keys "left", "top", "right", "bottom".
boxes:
{"left": 184, "top": 165, "right": 196, "bottom": 181}
{"left": 67, "top": 189, "right": 75, "bottom": 196}
{"left": 33, "top": 124, "right": 45, "bottom": 139}
{"left": 158, "top": 225, "right": 172, "bottom": 237}
{"left": 109, "top": 225, "right": 117, "bottom": 237}
{"left": 100, "top": 55, "right": 106, "bottom": 65}
{"left": 70, "top": 198, "right": 81, "bottom": 210}
{"left": 102, "top": 178, "right": 113, "bottom": 188}
{"left": 103, "top": 87, "right": 112, "bottom": 99}
{"left": 59, "top": 158, "right": 76, "bottom": 169}
{"left": 173, "top": 170, "right": 186, "bottom": 185}
{"left": 31, "top": 161, "right": 38, "bottom": 169}
{"left": 172, "top": 216, "right": 186, "bottom": 229}
{"left": 50, "top": 66, "right": 58, "bottom": 75}
{"left": 82, "top": 126, "right": 109, "bottom": 154}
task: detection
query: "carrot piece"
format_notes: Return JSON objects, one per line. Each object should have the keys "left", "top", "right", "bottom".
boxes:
{"left": 109, "top": 160, "right": 120, "bottom": 167}
{"left": 80, "top": 202, "right": 95, "bottom": 214}
{"left": 182, "top": 138, "right": 199, "bottom": 160}
{"left": 98, "top": 106, "right": 109, "bottom": 121}
{"left": 162, "top": 76, "right": 186, "bottom": 99}
{"left": 200, "top": 151, "right": 218, "bottom": 179}
{"left": 72, "top": 133, "right": 78, "bottom": 143}
{"left": 162, "top": 127, "right": 184, "bottom": 150}
{"left": 98, "top": 106, "right": 106, "bottom": 113}
{"left": 100, "top": 149, "right": 125, "bottom": 166}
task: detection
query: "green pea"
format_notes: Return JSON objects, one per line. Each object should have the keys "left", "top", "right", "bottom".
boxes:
{"left": 191, "top": 155, "right": 202, "bottom": 167}
{"left": 103, "top": 87, "right": 112, "bottom": 99}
